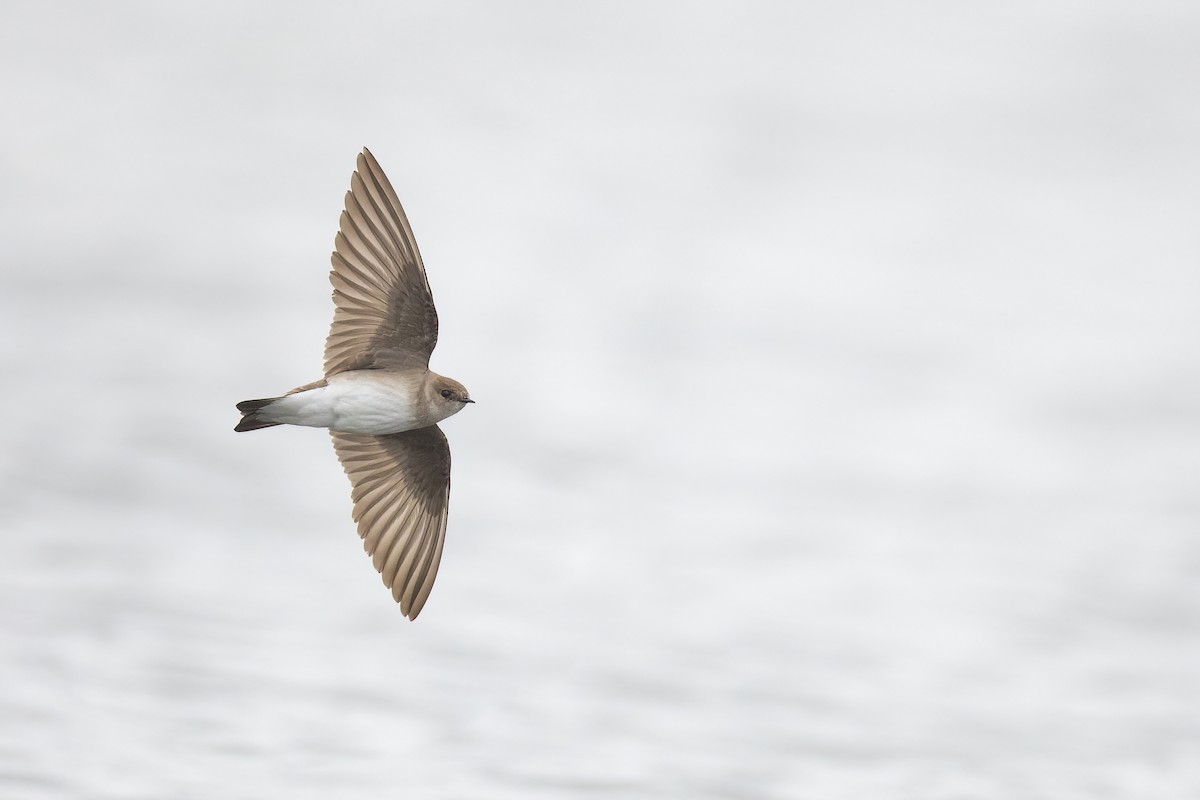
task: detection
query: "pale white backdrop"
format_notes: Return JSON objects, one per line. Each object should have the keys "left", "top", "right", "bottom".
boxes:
{"left": 2, "top": 2, "right": 1198, "bottom": 797}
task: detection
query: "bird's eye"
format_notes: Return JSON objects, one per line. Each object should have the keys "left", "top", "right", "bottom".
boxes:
{"left": 440, "top": 389, "right": 453, "bottom": 399}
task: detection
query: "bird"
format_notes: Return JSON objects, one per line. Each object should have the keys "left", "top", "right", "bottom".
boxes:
{"left": 235, "top": 148, "right": 472, "bottom": 620}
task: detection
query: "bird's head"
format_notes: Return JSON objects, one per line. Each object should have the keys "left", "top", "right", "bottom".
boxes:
{"left": 430, "top": 375, "right": 474, "bottom": 417}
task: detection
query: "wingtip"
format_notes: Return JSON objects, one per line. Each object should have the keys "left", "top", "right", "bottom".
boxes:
{"left": 359, "top": 148, "right": 387, "bottom": 178}
{"left": 396, "top": 592, "right": 422, "bottom": 621}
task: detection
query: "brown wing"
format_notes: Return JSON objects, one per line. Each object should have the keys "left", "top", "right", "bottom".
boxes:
{"left": 331, "top": 426, "right": 451, "bottom": 620}
{"left": 324, "top": 148, "right": 439, "bottom": 376}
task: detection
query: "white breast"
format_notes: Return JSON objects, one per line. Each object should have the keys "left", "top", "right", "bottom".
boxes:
{"left": 265, "top": 372, "right": 426, "bottom": 435}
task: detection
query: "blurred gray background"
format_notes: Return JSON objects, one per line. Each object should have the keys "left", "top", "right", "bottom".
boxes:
{"left": 2, "top": 2, "right": 1198, "bottom": 798}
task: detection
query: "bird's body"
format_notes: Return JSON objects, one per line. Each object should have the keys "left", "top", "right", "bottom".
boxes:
{"left": 235, "top": 148, "right": 471, "bottom": 620}
{"left": 241, "top": 370, "right": 466, "bottom": 435}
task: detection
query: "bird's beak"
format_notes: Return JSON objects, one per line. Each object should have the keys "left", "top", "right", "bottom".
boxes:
{"left": 463, "top": 398, "right": 475, "bottom": 404}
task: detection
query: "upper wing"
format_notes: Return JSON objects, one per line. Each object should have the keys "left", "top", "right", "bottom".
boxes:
{"left": 324, "top": 148, "right": 439, "bottom": 376}
{"left": 331, "top": 426, "right": 451, "bottom": 620}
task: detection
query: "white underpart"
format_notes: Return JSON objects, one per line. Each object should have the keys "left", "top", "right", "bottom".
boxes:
{"left": 263, "top": 373, "right": 427, "bottom": 435}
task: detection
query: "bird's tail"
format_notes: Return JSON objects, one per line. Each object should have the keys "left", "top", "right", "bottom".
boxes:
{"left": 234, "top": 398, "right": 283, "bottom": 432}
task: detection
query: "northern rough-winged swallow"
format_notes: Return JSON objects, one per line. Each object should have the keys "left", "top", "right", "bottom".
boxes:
{"left": 235, "top": 148, "right": 472, "bottom": 620}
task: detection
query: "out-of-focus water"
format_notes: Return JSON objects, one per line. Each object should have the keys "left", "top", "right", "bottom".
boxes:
{"left": 2, "top": 2, "right": 1199, "bottom": 797}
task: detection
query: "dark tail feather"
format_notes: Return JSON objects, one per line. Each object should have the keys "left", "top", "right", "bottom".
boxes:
{"left": 235, "top": 397, "right": 283, "bottom": 432}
